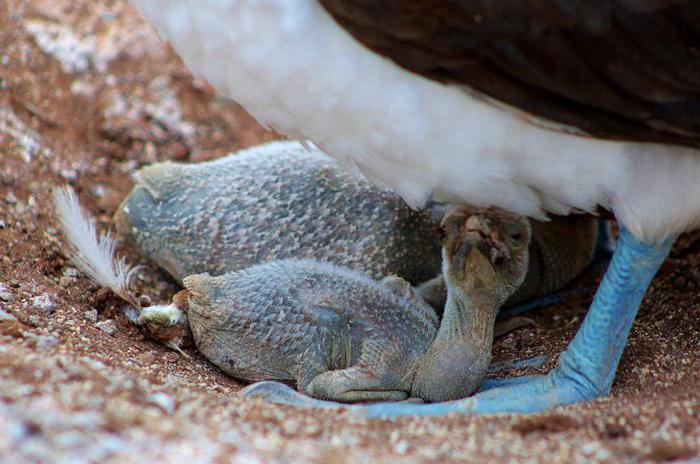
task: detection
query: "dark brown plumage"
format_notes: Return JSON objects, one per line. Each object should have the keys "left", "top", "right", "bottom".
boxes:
{"left": 319, "top": 0, "right": 700, "bottom": 146}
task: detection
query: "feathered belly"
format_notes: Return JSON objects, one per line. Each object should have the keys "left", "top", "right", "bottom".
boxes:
{"left": 130, "top": 0, "right": 700, "bottom": 242}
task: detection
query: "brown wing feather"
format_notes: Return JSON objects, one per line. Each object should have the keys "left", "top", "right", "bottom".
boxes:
{"left": 319, "top": 0, "right": 700, "bottom": 147}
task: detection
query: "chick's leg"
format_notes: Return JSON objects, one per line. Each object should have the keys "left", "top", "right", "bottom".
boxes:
{"left": 242, "top": 365, "right": 408, "bottom": 406}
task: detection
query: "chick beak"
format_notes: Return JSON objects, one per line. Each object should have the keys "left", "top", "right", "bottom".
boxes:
{"left": 463, "top": 240, "right": 498, "bottom": 291}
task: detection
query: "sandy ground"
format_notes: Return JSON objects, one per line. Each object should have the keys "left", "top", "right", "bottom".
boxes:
{"left": 0, "top": 1, "right": 699, "bottom": 462}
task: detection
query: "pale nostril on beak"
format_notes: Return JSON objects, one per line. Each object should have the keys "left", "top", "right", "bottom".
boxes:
{"left": 465, "top": 215, "right": 481, "bottom": 231}
{"left": 465, "top": 214, "right": 489, "bottom": 239}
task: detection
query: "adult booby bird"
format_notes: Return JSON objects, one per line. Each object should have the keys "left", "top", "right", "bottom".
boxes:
{"left": 129, "top": 1, "right": 700, "bottom": 414}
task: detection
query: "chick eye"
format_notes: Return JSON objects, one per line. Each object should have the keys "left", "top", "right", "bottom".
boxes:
{"left": 502, "top": 222, "right": 524, "bottom": 244}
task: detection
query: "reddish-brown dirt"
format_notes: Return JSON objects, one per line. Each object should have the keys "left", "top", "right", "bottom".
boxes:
{"left": 1, "top": 1, "right": 698, "bottom": 462}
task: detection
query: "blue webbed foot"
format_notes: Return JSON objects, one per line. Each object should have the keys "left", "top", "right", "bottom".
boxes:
{"left": 364, "top": 372, "right": 589, "bottom": 417}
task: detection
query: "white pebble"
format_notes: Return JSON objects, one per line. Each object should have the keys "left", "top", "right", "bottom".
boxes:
{"left": 84, "top": 309, "right": 98, "bottom": 323}
{"left": 148, "top": 392, "right": 175, "bottom": 415}
{"left": 0, "top": 308, "right": 17, "bottom": 321}
{"left": 32, "top": 294, "right": 55, "bottom": 313}
{"left": 95, "top": 319, "right": 117, "bottom": 335}
{"left": 0, "top": 283, "right": 13, "bottom": 301}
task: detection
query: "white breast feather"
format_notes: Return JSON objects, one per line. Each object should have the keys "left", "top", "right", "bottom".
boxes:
{"left": 130, "top": 0, "right": 700, "bottom": 243}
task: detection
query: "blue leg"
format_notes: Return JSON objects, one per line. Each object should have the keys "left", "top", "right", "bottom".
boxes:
{"left": 362, "top": 227, "right": 674, "bottom": 417}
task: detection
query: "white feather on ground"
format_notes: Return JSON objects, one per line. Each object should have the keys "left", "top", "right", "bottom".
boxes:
{"left": 51, "top": 186, "right": 140, "bottom": 307}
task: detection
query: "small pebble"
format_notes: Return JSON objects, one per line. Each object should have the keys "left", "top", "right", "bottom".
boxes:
{"left": 84, "top": 309, "right": 98, "bottom": 323}
{"left": 32, "top": 294, "right": 55, "bottom": 313}
{"left": 282, "top": 419, "right": 300, "bottom": 435}
{"left": 394, "top": 440, "right": 409, "bottom": 454}
{"left": 4, "top": 192, "right": 17, "bottom": 204}
{"left": 91, "top": 184, "right": 106, "bottom": 198}
{"left": 232, "top": 453, "right": 266, "bottom": 464}
{"left": 60, "top": 169, "right": 78, "bottom": 181}
{"left": 139, "top": 351, "right": 156, "bottom": 365}
{"left": 304, "top": 423, "right": 320, "bottom": 435}
{"left": 672, "top": 276, "right": 687, "bottom": 289}
{"left": 0, "top": 319, "right": 24, "bottom": 337}
{"left": 690, "top": 268, "right": 700, "bottom": 283}
{"left": 62, "top": 267, "right": 81, "bottom": 278}
{"left": 24, "top": 332, "right": 59, "bottom": 348}
{"left": 147, "top": 392, "right": 175, "bottom": 415}
{"left": 0, "top": 308, "right": 17, "bottom": 321}
{"left": 0, "top": 283, "right": 13, "bottom": 301}
{"left": 96, "top": 319, "right": 117, "bottom": 335}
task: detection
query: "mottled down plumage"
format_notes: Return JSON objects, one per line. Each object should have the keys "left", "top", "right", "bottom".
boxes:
{"left": 168, "top": 206, "right": 534, "bottom": 402}
{"left": 55, "top": 142, "right": 599, "bottom": 403}
{"left": 55, "top": 180, "right": 543, "bottom": 401}
{"left": 115, "top": 141, "right": 597, "bottom": 306}
{"left": 183, "top": 259, "right": 438, "bottom": 399}
{"left": 114, "top": 141, "right": 441, "bottom": 284}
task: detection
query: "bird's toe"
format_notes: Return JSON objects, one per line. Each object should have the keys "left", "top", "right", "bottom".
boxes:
{"left": 240, "top": 381, "right": 346, "bottom": 409}
{"left": 363, "top": 371, "right": 597, "bottom": 418}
